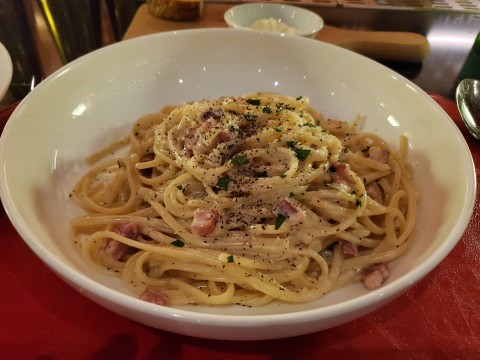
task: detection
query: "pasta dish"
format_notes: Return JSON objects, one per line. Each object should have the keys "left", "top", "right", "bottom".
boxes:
{"left": 70, "top": 93, "right": 416, "bottom": 307}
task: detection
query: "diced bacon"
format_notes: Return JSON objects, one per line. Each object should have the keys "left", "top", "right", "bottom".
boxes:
{"left": 272, "top": 198, "right": 306, "bottom": 225}
{"left": 191, "top": 208, "right": 219, "bottom": 236}
{"left": 201, "top": 118, "right": 219, "bottom": 133}
{"left": 216, "top": 131, "right": 232, "bottom": 144}
{"left": 103, "top": 223, "right": 138, "bottom": 261}
{"left": 366, "top": 184, "right": 380, "bottom": 200}
{"left": 103, "top": 239, "right": 130, "bottom": 261}
{"left": 139, "top": 287, "right": 168, "bottom": 306}
{"left": 341, "top": 241, "right": 359, "bottom": 258}
{"left": 201, "top": 107, "right": 224, "bottom": 121}
{"left": 361, "top": 263, "right": 390, "bottom": 290}
{"left": 368, "top": 146, "right": 390, "bottom": 163}
{"left": 114, "top": 222, "right": 138, "bottom": 240}
{"left": 330, "top": 162, "right": 355, "bottom": 191}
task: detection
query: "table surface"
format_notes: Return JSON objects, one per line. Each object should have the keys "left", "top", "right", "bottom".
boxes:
{"left": 1, "top": 3, "right": 480, "bottom": 359}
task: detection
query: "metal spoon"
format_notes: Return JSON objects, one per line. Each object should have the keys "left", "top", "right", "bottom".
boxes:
{"left": 456, "top": 78, "right": 480, "bottom": 140}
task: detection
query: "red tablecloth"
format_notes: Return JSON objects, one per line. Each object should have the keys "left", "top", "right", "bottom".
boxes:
{"left": 1, "top": 96, "right": 479, "bottom": 359}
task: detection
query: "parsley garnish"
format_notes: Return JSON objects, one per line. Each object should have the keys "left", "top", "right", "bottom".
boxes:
{"left": 216, "top": 175, "right": 231, "bottom": 190}
{"left": 303, "top": 122, "right": 316, "bottom": 127}
{"left": 176, "top": 185, "right": 183, "bottom": 190}
{"left": 170, "top": 239, "right": 185, "bottom": 247}
{"left": 227, "top": 255, "right": 234, "bottom": 263}
{"left": 273, "top": 127, "right": 282, "bottom": 132}
{"left": 296, "top": 96, "right": 303, "bottom": 100}
{"left": 275, "top": 214, "right": 287, "bottom": 230}
{"left": 286, "top": 140, "right": 311, "bottom": 161}
{"left": 246, "top": 99, "right": 261, "bottom": 106}
{"left": 293, "top": 148, "right": 311, "bottom": 161}
{"left": 231, "top": 155, "right": 247, "bottom": 166}
{"left": 263, "top": 106, "right": 272, "bottom": 114}
{"left": 244, "top": 114, "right": 257, "bottom": 122}
{"left": 279, "top": 174, "right": 287, "bottom": 178}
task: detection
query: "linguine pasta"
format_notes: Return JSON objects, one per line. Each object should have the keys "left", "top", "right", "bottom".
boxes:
{"left": 70, "top": 93, "right": 416, "bottom": 307}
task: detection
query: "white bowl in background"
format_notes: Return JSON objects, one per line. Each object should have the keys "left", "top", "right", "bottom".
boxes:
{"left": 224, "top": 3, "right": 324, "bottom": 38}
{"left": 0, "top": 42, "right": 13, "bottom": 102}
{"left": 0, "top": 29, "right": 475, "bottom": 340}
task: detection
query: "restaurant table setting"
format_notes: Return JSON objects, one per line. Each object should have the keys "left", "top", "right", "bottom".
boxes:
{"left": 1, "top": 2, "right": 480, "bottom": 359}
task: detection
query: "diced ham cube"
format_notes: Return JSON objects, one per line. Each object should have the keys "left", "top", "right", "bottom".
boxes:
{"left": 272, "top": 198, "right": 306, "bottom": 225}
{"left": 103, "top": 239, "right": 130, "bottom": 261}
{"left": 139, "top": 287, "right": 168, "bottom": 306}
{"left": 201, "top": 118, "right": 219, "bottom": 133}
{"left": 103, "top": 223, "right": 138, "bottom": 261}
{"left": 361, "top": 263, "right": 390, "bottom": 290}
{"left": 341, "top": 241, "right": 359, "bottom": 258}
{"left": 201, "top": 107, "right": 224, "bottom": 121}
{"left": 368, "top": 146, "right": 390, "bottom": 163}
{"left": 114, "top": 222, "right": 138, "bottom": 240}
{"left": 330, "top": 162, "right": 355, "bottom": 191}
{"left": 366, "top": 184, "right": 380, "bottom": 201}
{"left": 191, "top": 208, "right": 219, "bottom": 236}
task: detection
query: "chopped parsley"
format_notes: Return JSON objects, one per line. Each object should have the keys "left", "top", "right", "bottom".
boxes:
{"left": 170, "top": 239, "right": 185, "bottom": 247}
{"left": 293, "top": 148, "right": 311, "bottom": 161}
{"left": 262, "top": 106, "right": 272, "bottom": 114}
{"left": 286, "top": 140, "right": 311, "bottom": 161}
{"left": 244, "top": 114, "right": 257, "bottom": 122}
{"left": 227, "top": 255, "right": 235, "bottom": 263}
{"left": 273, "top": 127, "right": 282, "bottom": 132}
{"left": 231, "top": 155, "right": 248, "bottom": 166}
{"left": 275, "top": 214, "right": 287, "bottom": 230}
{"left": 176, "top": 185, "right": 183, "bottom": 190}
{"left": 216, "top": 175, "right": 231, "bottom": 190}
{"left": 296, "top": 96, "right": 303, "bottom": 100}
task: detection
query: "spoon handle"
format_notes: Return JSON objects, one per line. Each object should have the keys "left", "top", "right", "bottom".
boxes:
{"left": 317, "top": 25, "right": 430, "bottom": 63}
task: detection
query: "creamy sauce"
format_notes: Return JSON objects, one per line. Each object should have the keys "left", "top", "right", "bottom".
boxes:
{"left": 250, "top": 18, "right": 296, "bottom": 35}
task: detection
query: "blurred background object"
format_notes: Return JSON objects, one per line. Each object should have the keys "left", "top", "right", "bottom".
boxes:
{"left": 0, "top": 0, "right": 142, "bottom": 106}
{"left": 0, "top": 1, "right": 43, "bottom": 99}
{"left": 0, "top": 0, "right": 479, "bottom": 108}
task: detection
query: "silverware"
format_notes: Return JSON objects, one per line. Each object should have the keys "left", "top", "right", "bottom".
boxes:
{"left": 456, "top": 78, "right": 480, "bottom": 140}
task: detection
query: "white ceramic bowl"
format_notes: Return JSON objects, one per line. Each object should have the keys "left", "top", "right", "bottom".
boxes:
{"left": 0, "top": 29, "right": 475, "bottom": 340}
{"left": 0, "top": 42, "right": 13, "bottom": 102}
{"left": 224, "top": 3, "right": 324, "bottom": 38}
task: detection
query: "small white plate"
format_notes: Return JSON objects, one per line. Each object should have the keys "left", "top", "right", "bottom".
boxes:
{"left": 224, "top": 3, "right": 324, "bottom": 38}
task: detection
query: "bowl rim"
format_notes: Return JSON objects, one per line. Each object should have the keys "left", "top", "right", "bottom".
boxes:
{"left": 0, "top": 28, "right": 476, "bottom": 335}
{"left": 224, "top": 2, "right": 324, "bottom": 38}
